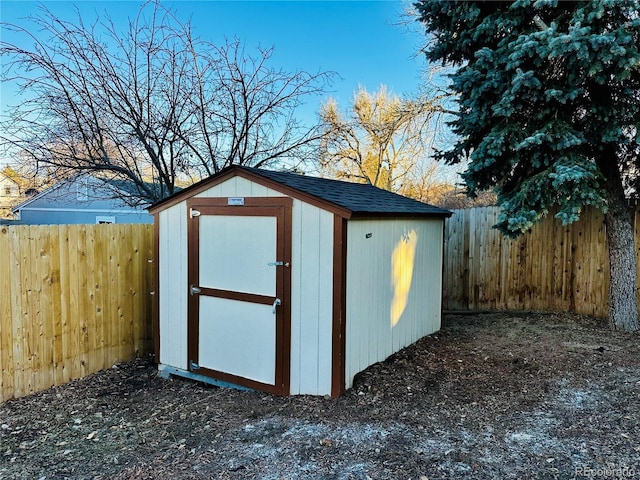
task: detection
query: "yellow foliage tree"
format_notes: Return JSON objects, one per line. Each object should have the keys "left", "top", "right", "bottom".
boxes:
{"left": 318, "top": 85, "right": 453, "bottom": 203}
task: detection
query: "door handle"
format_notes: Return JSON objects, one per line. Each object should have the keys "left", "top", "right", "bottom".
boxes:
{"left": 190, "top": 285, "right": 201, "bottom": 296}
{"left": 272, "top": 297, "right": 281, "bottom": 314}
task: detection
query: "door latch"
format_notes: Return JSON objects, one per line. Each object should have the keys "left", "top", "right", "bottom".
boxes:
{"left": 190, "top": 285, "right": 201, "bottom": 296}
{"left": 268, "top": 261, "right": 290, "bottom": 267}
{"left": 272, "top": 297, "right": 281, "bottom": 314}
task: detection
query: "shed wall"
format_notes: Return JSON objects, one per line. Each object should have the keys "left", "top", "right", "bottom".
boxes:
{"left": 158, "top": 175, "right": 334, "bottom": 395}
{"left": 345, "top": 218, "right": 443, "bottom": 388}
{"left": 158, "top": 204, "right": 188, "bottom": 369}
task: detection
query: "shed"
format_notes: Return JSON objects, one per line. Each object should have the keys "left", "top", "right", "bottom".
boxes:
{"left": 149, "top": 166, "right": 451, "bottom": 397}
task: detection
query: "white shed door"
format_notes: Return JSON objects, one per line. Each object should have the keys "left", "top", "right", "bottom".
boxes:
{"left": 187, "top": 197, "right": 292, "bottom": 395}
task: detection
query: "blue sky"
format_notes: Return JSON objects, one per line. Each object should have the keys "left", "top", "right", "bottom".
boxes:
{"left": 0, "top": 0, "right": 431, "bottom": 149}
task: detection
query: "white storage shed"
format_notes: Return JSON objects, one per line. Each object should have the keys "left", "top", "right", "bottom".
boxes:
{"left": 149, "top": 166, "right": 451, "bottom": 397}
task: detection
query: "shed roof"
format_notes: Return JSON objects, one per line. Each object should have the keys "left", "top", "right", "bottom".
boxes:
{"left": 149, "top": 165, "right": 452, "bottom": 218}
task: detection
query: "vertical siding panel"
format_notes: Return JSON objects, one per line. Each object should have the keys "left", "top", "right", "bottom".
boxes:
{"left": 345, "top": 222, "right": 362, "bottom": 387}
{"left": 572, "top": 216, "right": 584, "bottom": 314}
{"left": 551, "top": 215, "right": 563, "bottom": 311}
{"left": 118, "top": 225, "right": 133, "bottom": 359}
{"left": 246, "top": 180, "right": 270, "bottom": 197}
{"left": 287, "top": 201, "right": 334, "bottom": 395}
{"left": 466, "top": 209, "right": 475, "bottom": 310}
{"left": 28, "top": 227, "right": 43, "bottom": 393}
{"left": 131, "top": 224, "right": 143, "bottom": 357}
{"left": 476, "top": 208, "right": 486, "bottom": 309}
{"left": 106, "top": 226, "right": 120, "bottom": 365}
{"left": 84, "top": 225, "right": 98, "bottom": 376}
{"left": 442, "top": 212, "right": 453, "bottom": 309}
{"left": 316, "top": 209, "right": 334, "bottom": 395}
{"left": 217, "top": 176, "right": 238, "bottom": 196}
{"left": 159, "top": 205, "right": 188, "bottom": 369}
{"left": 491, "top": 208, "right": 503, "bottom": 310}
{"left": 297, "top": 204, "right": 321, "bottom": 394}
{"left": 37, "top": 226, "right": 54, "bottom": 392}
{"left": 555, "top": 217, "right": 568, "bottom": 312}
{"left": 93, "top": 226, "right": 107, "bottom": 371}
{"left": 580, "top": 211, "right": 592, "bottom": 315}
{"left": 50, "top": 226, "right": 64, "bottom": 387}
{"left": 289, "top": 200, "right": 303, "bottom": 394}
{"left": 594, "top": 209, "right": 604, "bottom": 317}
{"left": 442, "top": 213, "right": 451, "bottom": 309}
{"left": 538, "top": 214, "right": 550, "bottom": 311}
{"left": 450, "top": 211, "right": 460, "bottom": 309}
{"left": 58, "top": 226, "right": 72, "bottom": 383}
{"left": 563, "top": 224, "right": 574, "bottom": 312}
{"left": 75, "top": 225, "right": 89, "bottom": 378}
{"left": 523, "top": 222, "right": 534, "bottom": 310}
{"left": 456, "top": 210, "right": 467, "bottom": 310}
{"left": 0, "top": 225, "right": 14, "bottom": 402}
{"left": 146, "top": 224, "right": 155, "bottom": 353}
{"left": 20, "top": 227, "right": 35, "bottom": 395}
{"left": 10, "top": 227, "right": 25, "bottom": 398}
{"left": 107, "top": 225, "right": 118, "bottom": 367}
{"left": 503, "top": 217, "right": 512, "bottom": 309}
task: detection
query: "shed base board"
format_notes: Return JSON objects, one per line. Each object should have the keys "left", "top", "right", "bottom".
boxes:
{"left": 157, "top": 364, "right": 254, "bottom": 392}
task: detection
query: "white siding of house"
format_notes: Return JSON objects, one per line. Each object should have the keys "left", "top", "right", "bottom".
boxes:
{"left": 158, "top": 202, "right": 188, "bottom": 369}
{"left": 345, "top": 218, "right": 444, "bottom": 389}
{"left": 158, "top": 176, "right": 334, "bottom": 395}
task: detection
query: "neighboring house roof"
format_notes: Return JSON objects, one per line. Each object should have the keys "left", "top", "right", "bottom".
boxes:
{"left": 11, "top": 173, "right": 156, "bottom": 213}
{"left": 149, "top": 165, "right": 452, "bottom": 218}
{"left": 104, "top": 178, "right": 177, "bottom": 205}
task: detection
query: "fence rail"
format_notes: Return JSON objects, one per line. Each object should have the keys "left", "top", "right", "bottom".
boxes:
{"left": 443, "top": 206, "right": 640, "bottom": 317}
{"left": 0, "top": 224, "right": 154, "bottom": 403}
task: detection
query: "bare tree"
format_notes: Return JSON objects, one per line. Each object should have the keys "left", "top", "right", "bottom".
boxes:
{"left": 0, "top": 1, "right": 333, "bottom": 205}
{"left": 318, "top": 85, "right": 455, "bottom": 202}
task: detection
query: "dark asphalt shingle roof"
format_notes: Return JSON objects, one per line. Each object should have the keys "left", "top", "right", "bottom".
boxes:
{"left": 149, "top": 165, "right": 452, "bottom": 217}
{"left": 241, "top": 167, "right": 451, "bottom": 217}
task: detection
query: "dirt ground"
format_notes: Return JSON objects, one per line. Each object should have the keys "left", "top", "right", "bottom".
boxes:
{"left": 1, "top": 312, "right": 639, "bottom": 480}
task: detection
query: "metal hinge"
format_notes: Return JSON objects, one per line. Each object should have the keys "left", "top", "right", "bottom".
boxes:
{"left": 190, "top": 208, "right": 201, "bottom": 218}
{"left": 190, "top": 361, "right": 200, "bottom": 370}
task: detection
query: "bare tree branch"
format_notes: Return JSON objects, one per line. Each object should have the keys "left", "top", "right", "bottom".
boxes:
{"left": 0, "top": 1, "right": 334, "bottom": 204}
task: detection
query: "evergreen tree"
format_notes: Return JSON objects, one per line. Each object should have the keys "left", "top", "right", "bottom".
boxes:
{"left": 415, "top": 0, "right": 640, "bottom": 331}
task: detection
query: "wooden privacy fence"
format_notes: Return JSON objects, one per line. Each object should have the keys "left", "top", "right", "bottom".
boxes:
{"left": 0, "top": 224, "right": 154, "bottom": 403}
{"left": 443, "top": 206, "right": 640, "bottom": 317}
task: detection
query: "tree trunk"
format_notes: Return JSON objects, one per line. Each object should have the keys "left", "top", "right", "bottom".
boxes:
{"left": 599, "top": 159, "right": 639, "bottom": 331}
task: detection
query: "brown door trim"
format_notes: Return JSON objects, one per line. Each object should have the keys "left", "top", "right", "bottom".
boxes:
{"left": 187, "top": 197, "right": 292, "bottom": 395}
{"left": 331, "top": 215, "right": 347, "bottom": 397}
